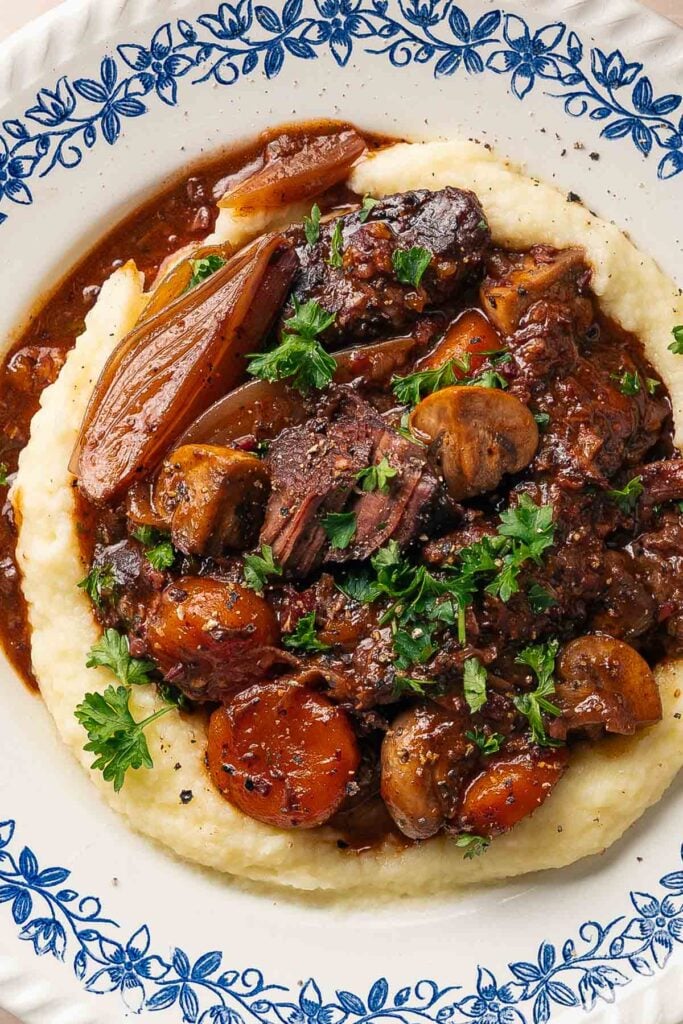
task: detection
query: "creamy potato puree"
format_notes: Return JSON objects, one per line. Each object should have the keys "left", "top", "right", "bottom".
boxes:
{"left": 13, "top": 142, "right": 683, "bottom": 893}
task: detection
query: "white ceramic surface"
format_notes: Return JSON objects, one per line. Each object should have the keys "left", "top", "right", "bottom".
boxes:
{"left": 0, "top": 1, "right": 682, "bottom": 1022}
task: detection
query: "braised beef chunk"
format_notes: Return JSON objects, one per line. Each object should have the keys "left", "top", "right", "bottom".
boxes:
{"left": 260, "top": 390, "right": 440, "bottom": 575}
{"left": 289, "top": 188, "right": 491, "bottom": 341}
{"left": 629, "top": 510, "right": 683, "bottom": 643}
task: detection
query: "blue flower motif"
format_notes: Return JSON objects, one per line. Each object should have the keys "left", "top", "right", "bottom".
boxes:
{"left": 456, "top": 968, "right": 525, "bottom": 1024}
{"left": 487, "top": 14, "right": 564, "bottom": 99}
{"left": 19, "top": 917, "right": 67, "bottom": 959}
{"left": 398, "top": 0, "right": 444, "bottom": 29}
{"left": 623, "top": 891, "right": 683, "bottom": 968}
{"left": 25, "top": 76, "right": 76, "bottom": 127}
{"left": 118, "top": 24, "right": 194, "bottom": 106}
{"left": 0, "top": 135, "right": 36, "bottom": 205}
{"left": 590, "top": 48, "right": 642, "bottom": 90}
{"left": 577, "top": 965, "right": 629, "bottom": 1012}
{"left": 198, "top": 1, "right": 254, "bottom": 40}
{"left": 85, "top": 925, "right": 169, "bottom": 1013}
{"left": 291, "top": 979, "right": 345, "bottom": 1024}
{"left": 313, "top": 0, "right": 374, "bottom": 67}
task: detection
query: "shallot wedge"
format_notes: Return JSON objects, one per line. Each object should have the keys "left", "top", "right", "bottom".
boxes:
{"left": 219, "top": 127, "right": 366, "bottom": 211}
{"left": 73, "top": 236, "right": 297, "bottom": 504}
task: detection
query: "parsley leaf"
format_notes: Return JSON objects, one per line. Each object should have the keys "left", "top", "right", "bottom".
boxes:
{"left": 455, "top": 834, "right": 491, "bottom": 859}
{"left": 513, "top": 640, "right": 562, "bottom": 746}
{"left": 132, "top": 526, "right": 175, "bottom": 571}
{"left": 393, "top": 626, "right": 436, "bottom": 670}
{"left": 358, "top": 195, "right": 378, "bottom": 222}
{"left": 498, "top": 494, "right": 555, "bottom": 561}
{"left": 392, "top": 358, "right": 466, "bottom": 406}
{"left": 668, "top": 325, "right": 683, "bottom": 355}
{"left": 527, "top": 582, "right": 556, "bottom": 614}
{"left": 0, "top": 463, "right": 8, "bottom": 487}
{"left": 606, "top": 475, "right": 644, "bottom": 513}
{"left": 187, "top": 254, "right": 227, "bottom": 290}
{"left": 283, "top": 612, "right": 330, "bottom": 653}
{"left": 321, "top": 511, "right": 357, "bottom": 550}
{"left": 356, "top": 457, "right": 398, "bottom": 494}
{"left": 463, "top": 657, "right": 488, "bottom": 713}
{"left": 392, "top": 246, "right": 432, "bottom": 288}
{"left": 75, "top": 685, "right": 173, "bottom": 792}
{"left": 243, "top": 544, "right": 282, "bottom": 594}
{"left": 393, "top": 675, "right": 437, "bottom": 697}
{"left": 78, "top": 564, "right": 116, "bottom": 609}
{"left": 327, "top": 220, "right": 344, "bottom": 269}
{"left": 247, "top": 297, "right": 337, "bottom": 395}
{"left": 466, "top": 728, "right": 504, "bottom": 755}
{"left": 86, "top": 628, "right": 155, "bottom": 687}
{"left": 470, "top": 369, "right": 508, "bottom": 390}
{"left": 304, "top": 203, "right": 321, "bottom": 246}
{"left": 645, "top": 377, "right": 660, "bottom": 395}
{"left": 335, "top": 567, "right": 382, "bottom": 604}
{"left": 612, "top": 369, "right": 640, "bottom": 396}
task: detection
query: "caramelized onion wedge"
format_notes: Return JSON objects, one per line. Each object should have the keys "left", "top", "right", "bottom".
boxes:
{"left": 551, "top": 634, "right": 662, "bottom": 738}
{"left": 207, "top": 680, "right": 360, "bottom": 828}
{"left": 179, "top": 333, "right": 419, "bottom": 447}
{"left": 73, "top": 236, "right": 297, "bottom": 504}
{"left": 410, "top": 386, "right": 539, "bottom": 500}
{"left": 457, "top": 749, "right": 568, "bottom": 838}
{"left": 141, "top": 243, "right": 234, "bottom": 324}
{"left": 219, "top": 128, "right": 366, "bottom": 211}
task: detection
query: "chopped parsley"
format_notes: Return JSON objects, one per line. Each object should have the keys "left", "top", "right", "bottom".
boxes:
{"left": 86, "top": 628, "right": 155, "bottom": 687}
{"left": 527, "top": 583, "right": 556, "bottom": 614}
{"left": 392, "top": 246, "right": 432, "bottom": 288}
{"left": 533, "top": 411, "right": 550, "bottom": 430}
{"left": 455, "top": 834, "right": 491, "bottom": 859}
{"left": 78, "top": 564, "right": 116, "bottom": 609}
{"left": 247, "top": 297, "right": 337, "bottom": 395}
{"left": 393, "top": 675, "right": 437, "bottom": 697}
{"left": 187, "top": 254, "right": 227, "bottom": 290}
{"left": 327, "top": 220, "right": 344, "bottom": 269}
{"left": 606, "top": 475, "right": 644, "bottom": 513}
{"left": 393, "top": 626, "right": 436, "bottom": 670}
{"left": 513, "top": 640, "right": 562, "bottom": 746}
{"left": 355, "top": 457, "right": 398, "bottom": 494}
{"left": 0, "top": 463, "right": 8, "bottom": 487}
{"left": 466, "top": 728, "right": 504, "bottom": 756}
{"left": 392, "top": 357, "right": 469, "bottom": 406}
{"left": 243, "top": 544, "right": 282, "bottom": 594}
{"left": 283, "top": 612, "right": 330, "bottom": 653}
{"left": 645, "top": 377, "right": 660, "bottom": 395}
{"left": 471, "top": 369, "right": 508, "bottom": 390}
{"left": 358, "top": 195, "right": 378, "bottom": 222}
{"left": 463, "top": 657, "right": 488, "bottom": 713}
{"left": 303, "top": 203, "right": 321, "bottom": 245}
{"left": 132, "top": 526, "right": 175, "bottom": 572}
{"left": 668, "top": 325, "right": 683, "bottom": 355}
{"left": 612, "top": 369, "right": 641, "bottom": 396}
{"left": 321, "top": 511, "right": 357, "bottom": 550}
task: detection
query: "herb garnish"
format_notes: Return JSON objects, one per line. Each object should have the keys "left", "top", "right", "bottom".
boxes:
{"left": 612, "top": 369, "right": 641, "bottom": 396}
{"left": 86, "top": 628, "right": 155, "bottom": 686}
{"left": 304, "top": 203, "right": 321, "bottom": 245}
{"left": 455, "top": 834, "right": 491, "bottom": 859}
{"left": 513, "top": 640, "right": 562, "bottom": 746}
{"left": 533, "top": 411, "right": 550, "bottom": 430}
{"left": 132, "top": 526, "right": 176, "bottom": 571}
{"left": 358, "top": 195, "right": 378, "bottom": 222}
{"left": 393, "top": 675, "right": 437, "bottom": 697}
{"left": 187, "top": 254, "right": 227, "bottom": 290}
{"left": 392, "top": 246, "right": 432, "bottom": 288}
{"left": 355, "top": 457, "right": 398, "bottom": 494}
{"left": 463, "top": 657, "right": 488, "bottom": 713}
{"left": 527, "top": 582, "right": 556, "bottom": 614}
{"left": 247, "top": 297, "right": 336, "bottom": 395}
{"left": 243, "top": 544, "right": 282, "bottom": 594}
{"left": 78, "top": 564, "right": 116, "bottom": 609}
{"left": 392, "top": 357, "right": 469, "bottom": 406}
{"left": 0, "top": 463, "right": 8, "bottom": 486}
{"left": 327, "top": 220, "right": 344, "bottom": 269}
{"left": 321, "top": 511, "right": 357, "bottom": 549}
{"left": 283, "top": 612, "right": 331, "bottom": 653}
{"left": 466, "top": 728, "right": 504, "bottom": 755}
{"left": 668, "top": 325, "right": 683, "bottom": 355}
{"left": 606, "top": 475, "right": 644, "bottom": 513}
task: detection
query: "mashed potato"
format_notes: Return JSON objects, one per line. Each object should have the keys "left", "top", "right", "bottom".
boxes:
{"left": 13, "top": 142, "right": 683, "bottom": 894}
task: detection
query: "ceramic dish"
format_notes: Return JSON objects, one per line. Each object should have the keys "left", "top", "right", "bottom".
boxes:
{"left": 0, "top": 0, "right": 682, "bottom": 1021}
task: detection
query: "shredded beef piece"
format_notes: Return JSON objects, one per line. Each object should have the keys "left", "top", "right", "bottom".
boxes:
{"left": 288, "top": 188, "right": 491, "bottom": 342}
{"left": 629, "top": 510, "right": 683, "bottom": 647}
{"left": 93, "top": 538, "right": 165, "bottom": 634}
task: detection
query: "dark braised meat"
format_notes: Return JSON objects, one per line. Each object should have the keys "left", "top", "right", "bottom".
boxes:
{"left": 260, "top": 390, "right": 439, "bottom": 575}
{"left": 629, "top": 510, "right": 683, "bottom": 644}
{"left": 289, "top": 187, "right": 491, "bottom": 342}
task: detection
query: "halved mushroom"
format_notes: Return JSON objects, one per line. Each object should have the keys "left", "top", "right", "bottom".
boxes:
{"left": 409, "top": 386, "right": 539, "bottom": 501}
{"left": 220, "top": 127, "right": 366, "bottom": 211}
{"left": 73, "top": 235, "right": 297, "bottom": 505}
{"left": 550, "top": 634, "right": 662, "bottom": 739}
{"left": 153, "top": 444, "right": 270, "bottom": 556}
{"left": 380, "top": 702, "right": 471, "bottom": 840}
{"left": 480, "top": 246, "right": 590, "bottom": 336}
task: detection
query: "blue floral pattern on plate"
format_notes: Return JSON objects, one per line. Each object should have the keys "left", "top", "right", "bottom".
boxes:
{"left": 0, "top": 0, "right": 681, "bottom": 225}
{"left": 1, "top": 817, "right": 682, "bottom": 1021}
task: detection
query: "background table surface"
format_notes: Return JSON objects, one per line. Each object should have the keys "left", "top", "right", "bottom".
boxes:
{"left": 0, "top": 0, "right": 680, "bottom": 1021}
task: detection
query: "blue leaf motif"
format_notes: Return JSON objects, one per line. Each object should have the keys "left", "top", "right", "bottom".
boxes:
{"left": 180, "top": 982, "right": 200, "bottom": 1022}
{"left": 284, "top": 37, "right": 315, "bottom": 59}
{"left": 73, "top": 949, "right": 87, "bottom": 980}
{"left": 192, "top": 951, "right": 222, "bottom": 979}
{"left": 173, "top": 948, "right": 191, "bottom": 980}
{"left": 243, "top": 49, "right": 260, "bottom": 72}
{"left": 18, "top": 847, "right": 38, "bottom": 883}
{"left": 472, "top": 11, "right": 501, "bottom": 40}
{"left": 652, "top": 94, "right": 681, "bottom": 116}
{"left": 395, "top": 987, "right": 410, "bottom": 1007}
{"left": 178, "top": 19, "right": 198, "bottom": 42}
{"left": 448, "top": 6, "right": 470, "bottom": 43}
{"left": 546, "top": 981, "right": 578, "bottom": 1007}
{"left": 256, "top": 6, "right": 282, "bottom": 32}
{"left": 336, "top": 991, "right": 365, "bottom": 1015}
{"left": 533, "top": 990, "right": 550, "bottom": 1024}
{"left": 73, "top": 78, "right": 108, "bottom": 103}
{"left": 3, "top": 120, "right": 29, "bottom": 140}
{"left": 283, "top": 0, "right": 303, "bottom": 27}
{"left": 435, "top": 50, "right": 462, "bottom": 77}
{"left": 265, "top": 43, "right": 285, "bottom": 77}
{"left": 567, "top": 30, "right": 582, "bottom": 65}
{"left": 35, "top": 867, "right": 69, "bottom": 888}
{"left": 538, "top": 942, "right": 556, "bottom": 973}
{"left": 100, "top": 56, "right": 118, "bottom": 92}
{"left": 368, "top": 978, "right": 388, "bottom": 1011}
{"left": 12, "top": 890, "right": 32, "bottom": 924}
{"left": 509, "top": 961, "right": 541, "bottom": 983}
{"left": 56, "top": 889, "right": 77, "bottom": 902}
{"left": 147, "top": 984, "right": 180, "bottom": 1009}
{"left": 102, "top": 109, "right": 121, "bottom": 146}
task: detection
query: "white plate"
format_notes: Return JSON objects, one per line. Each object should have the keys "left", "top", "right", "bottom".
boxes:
{"left": 1, "top": 0, "right": 682, "bottom": 1021}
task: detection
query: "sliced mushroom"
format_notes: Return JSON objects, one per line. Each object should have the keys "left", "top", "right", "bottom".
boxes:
{"left": 380, "top": 702, "right": 471, "bottom": 840}
{"left": 551, "top": 634, "right": 662, "bottom": 739}
{"left": 480, "top": 246, "right": 590, "bottom": 336}
{"left": 409, "top": 386, "right": 539, "bottom": 501}
{"left": 153, "top": 444, "right": 270, "bottom": 556}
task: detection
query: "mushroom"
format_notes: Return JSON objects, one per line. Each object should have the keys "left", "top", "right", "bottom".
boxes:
{"left": 154, "top": 444, "right": 270, "bottom": 556}
{"left": 409, "top": 386, "right": 539, "bottom": 501}
{"left": 380, "top": 702, "right": 471, "bottom": 840}
{"left": 551, "top": 634, "right": 662, "bottom": 739}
